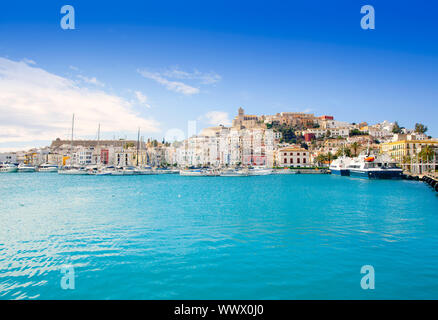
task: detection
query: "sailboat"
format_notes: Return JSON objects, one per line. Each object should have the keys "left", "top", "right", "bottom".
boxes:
{"left": 58, "top": 114, "right": 87, "bottom": 175}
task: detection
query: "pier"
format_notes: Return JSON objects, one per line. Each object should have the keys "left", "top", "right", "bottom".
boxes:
{"left": 420, "top": 173, "right": 438, "bottom": 192}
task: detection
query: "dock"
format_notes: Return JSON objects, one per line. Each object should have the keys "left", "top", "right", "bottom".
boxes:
{"left": 420, "top": 173, "right": 438, "bottom": 192}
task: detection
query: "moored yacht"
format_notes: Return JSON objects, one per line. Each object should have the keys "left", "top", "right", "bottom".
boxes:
{"left": 248, "top": 167, "right": 273, "bottom": 176}
{"left": 347, "top": 153, "right": 403, "bottom": 179}
{"left": 220, "top": 168, "right": 249, "bottom": 177}
{"left": 0, "top": 163, "right": 18, "bottom": 173}
{"left": 18, "top": 163, "right": 36, "bottom": 172}
{"left": 135, "top": 166, "right": 155, "bottom": 175}
{"left": 38, "top": 163, "right": 59, "bottom": 172}
{"left": 179, "top": 169, "right": 204, "bottom": 176}
{"left": 58, "top": 166, "right": 88, "bottom": 175}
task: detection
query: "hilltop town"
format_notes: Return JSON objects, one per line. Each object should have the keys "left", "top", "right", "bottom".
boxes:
{"left": 1, "top": 107, "right": 437, "bottom": 174}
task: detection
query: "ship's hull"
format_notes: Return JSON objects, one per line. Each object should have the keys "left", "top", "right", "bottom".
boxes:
{"left": 349, "top": 169, "right": 403, "bottom": 179}
{"left": 0, "top": 167, "right": 18, "bottom": 173}
{"left": 38, "top": 167, "right": 58, "bottom": 172}
{"left": 18, "top": 167, "right": 36, "bottom": 172}
{"left": 330, "top": 169, "right": 350, "bottom": 176}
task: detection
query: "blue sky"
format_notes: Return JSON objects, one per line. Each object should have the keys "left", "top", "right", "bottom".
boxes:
{"left": 0, "top": 0, "right": 437, "bottom": 150}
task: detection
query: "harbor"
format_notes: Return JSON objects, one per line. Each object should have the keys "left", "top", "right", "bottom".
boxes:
{"left": 1, "top": 171, "right": 437, "bottom": 300}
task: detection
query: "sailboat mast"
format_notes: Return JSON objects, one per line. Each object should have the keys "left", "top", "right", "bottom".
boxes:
{"left": 97, "top": 123, "right": 100, "bottom": 165}
{"left": 70, "top": 113, "right": 75, "bottom": 162}
{"left": 136, "top": 128, "right": 140, "bottom": 166}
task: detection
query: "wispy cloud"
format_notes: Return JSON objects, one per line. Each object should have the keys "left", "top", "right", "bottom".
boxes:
{"left": 198, "top": 111, "right": 231, "bottom": 126}
{"left": 137, "top": 69, "right": 200, "bottom": 95}
{"left": 0, "top": 57, "right": 160, "bottom": 144}
{"left": 77, "top": 74, "right": 105, "bottom": 87}
{"left": 134, "top": 91, "right": 151, "bottom": 108}
{"left": 162, "top": 67, "right": 221, "bottom": 85}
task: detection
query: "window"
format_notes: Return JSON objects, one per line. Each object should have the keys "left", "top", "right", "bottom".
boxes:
{"left": 297, "top": 153, "right": 300, "bottom": 156}
{"left": 303, "top": 158, "right": 306, "bottom": 164}
{"left": 290, "top": 158, "right": 293, "bottom": 164}
{"left": 284, "top": 158, "right": 287, "bottom": 164}
{"left": 297, "top": 158, "right": 300, "bottom": 164}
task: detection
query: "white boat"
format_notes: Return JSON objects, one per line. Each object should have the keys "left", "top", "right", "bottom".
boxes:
{"left": 220, "top": 168, "right": 249, "bottom": 177}
{"left": 153, "top": 168, "right": 177, "bottom": 174}
{"left": 329, "top": 156, "right": 351, "bottom": 176}
{"left": 135, "top": 166, "right": 155, "bottom": 175}
{"left": 58, "top": 166, "right": 88, "bottom": 175}
{"left": 202, "top": 169, "right": 220, "bottom": 177}
{"left": 248, "top": 167, "right": 273, "bottom": 176}
{"left": 179, "top": 169, "right": 204, "bottom": 176}
{"left": 347, "top": 153, "right": 403, "bottom": 179}
{"left": 18, "top": 163, "right": 36, "bottom": 172}
{"left": 0, "top": 163, "right": 18, "bottom": 173}
{"left": 110, "top": 166, "right": 136, "bottom": 176}
{"left": 38, "top": 163, "right": 59, "bottom": 172}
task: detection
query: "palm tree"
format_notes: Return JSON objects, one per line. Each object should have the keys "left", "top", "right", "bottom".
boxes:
{"left": 402, "top": 155, "right": 412, "bottom": 172}
{"left": 315, "top": 154, "right": 326, "bottom": 166}
{"left": 419, "top": 145, "right": 434, "bottom": 162}
{"left": 351, "top": 142, "right": 360, "bottom": 157}
{"left": 327, "top": 152, "right": 334, "bottom": 163}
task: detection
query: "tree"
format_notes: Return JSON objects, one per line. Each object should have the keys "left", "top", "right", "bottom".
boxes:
{"left": 349, "top": 128, "right": 367, "bottom": 136}
{"left": 351, "top": 142, "right": 360, "bottom": 157}
{"left": 315, "top": 154, "right": 326, "bottom": 166}
{"left": 327, "top": 152, "right": 334, "bottom": 163}
{"left": 419, "top": 145, "right": 434, "bottom": 162}
{"left": 392, "top": 121, "right": 402, "bottom": 134}
{"left": 336, "top": 147, "right": 351, "bottom": 158}
{"left": 415, "top": 123, "right": 428, "bottom": 134}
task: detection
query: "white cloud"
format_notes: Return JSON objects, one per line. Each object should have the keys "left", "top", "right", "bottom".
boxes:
{"left": 137, "top": 69, "right": 200, "bottom": 95}
{"left": 134, "top": 91, "right": 151, "bottom": 108}
{"left": 0, "top": 57, "right": 160, "bottom": 144}
{"left": 162, "top": 67, "right": 221, "bottom": 85}
{"left": 199, "top": 111, "right": 231, "bottom": 126}
{"left": 77, "top": 74, "right": 105, "bottom": 87}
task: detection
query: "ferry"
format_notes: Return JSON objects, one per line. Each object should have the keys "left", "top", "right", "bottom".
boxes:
{"left": 329, "top": 156, "right": 351, "bottom": 176}
{"left": 18, "top": 163, "right": 36, "bottom": 172}
{"left": 0, "top": 163, "right": 18, "bottom": 173}
{"left": 38, "top": 163, "right": 59, "bottom": 172}
{"left": 347, "top": 153, "right": 403, "bottom": 179}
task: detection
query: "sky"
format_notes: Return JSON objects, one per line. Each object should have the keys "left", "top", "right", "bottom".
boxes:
{"left": 0, "top": 0, "right": 437, "bottom": 151}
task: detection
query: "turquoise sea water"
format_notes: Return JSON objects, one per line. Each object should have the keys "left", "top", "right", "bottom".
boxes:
{"left": 0, "top": 173, "right": 437, "bottom": 300}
